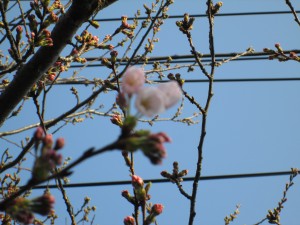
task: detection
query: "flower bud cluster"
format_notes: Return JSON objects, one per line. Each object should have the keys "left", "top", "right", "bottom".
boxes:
{"left": 42, "top": 12, "right": 59, "bottom": 28}
{"left": 122, "top": 175, "right": 150, "bottom": 204}
{"left": 111, "top": 15, "right": 136, "bottom": 39}
{"left": 32, "top": 127, "right": 64, "bottom": 181}
{"left": 161, "top": 161, "right": 189, "bottom": 183}
{"left": 120, "top": 130, "right": 171, "bottom": 165}
{"left": 208, "top": 2, "right": 223, "bottom": 15}
{"left": 263, "top": 43, "right": 300, "bottom": 62}
{"left": 6, "top": 193, "right": 55, "bottom": 224}
{"left": 122, "top": 175, "right": 164, "bottom": 224}
{"left": 75, "top": 30, "right": 100, "bottom": 47}
{"left": 176, "top": 13, "right": 195, "bottom": 34}
{"left": 144, "top": 204, "right": 164, "bottom": 225}
{"left": 48, "top": 0, "right": 64, "bottom": 13}
{"left": 36, "top": 29, "right": 53, "bottom": 47}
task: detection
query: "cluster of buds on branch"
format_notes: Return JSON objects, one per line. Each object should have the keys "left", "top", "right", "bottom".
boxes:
{"left": 208, "top": 2, "right": 223, "bottom": 16}
{"left": 121, "top": 130, "right": 171, "bottom": 164}
{"left": 32, "top": 127, "right": 64, "bottom": 181}
{"left": 264, "top": 43, "right": 300, "bottom": 62}
{"left": 176, "top": 13, "right": 195, "bottom": 34}
{"left": 112, "top": 16, "right": 137, "bottom": 38}
{"left": 5, "top": 191, "right": 55, "bottom": 224}
{"left": 27, "top": 0, "right": 62, "bottom": 48}
{"left": 161, "top": 161, "right": 188, "bottom": 183}
{"left": 122, "top": 175, "right": 164, "bottom": 225}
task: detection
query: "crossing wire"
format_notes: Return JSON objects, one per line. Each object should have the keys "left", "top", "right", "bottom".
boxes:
{"left": 94, "top": 11, "right": 298, "bottom": 22}
{"left": 32, "top": 170, "right": 299, "bottom": 189}
{"left": 69, "top": 49, "right": 300, "bottom": 68}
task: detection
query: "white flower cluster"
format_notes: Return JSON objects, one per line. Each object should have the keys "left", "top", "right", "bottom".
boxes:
{"left": 121, "top": 67, "right": 182, "bottom": 117}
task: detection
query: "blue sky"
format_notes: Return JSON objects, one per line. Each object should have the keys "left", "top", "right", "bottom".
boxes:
{"left": 1, "top": 0, "right": 300, "bottom": 224}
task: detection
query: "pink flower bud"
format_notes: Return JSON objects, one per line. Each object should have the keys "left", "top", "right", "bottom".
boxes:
{"left": 47, "top": 73, "right": 56, "bottom": 81}
{"left": 110, "top": 50, "right": 118, "bottom": 57}
{"left": 34, "top": 126, "right": 44, "bottom": 140}
{"left": 124, "top": 216, "right": 135, "bottom": 225}
{"left": 54, "top": 137, "right": 65, "bottom": 150}
{"left": 6, "top": 198, "right": 34, "bottom": 225}
{"left": 152, "top": 204, "right": 164, "bottom": 215}
{"left": 43, "top": 134, "right": 53, "bottom": 147}
{"left": 16, "top": 25, "right": 23, "bottom": 33}
{"left": 121, "top": 190, "right": 130, "bottom": 198}
{"left": 131, "top": 175, "right": 144, "bottom": 188}
{"left": 110, "top": 114, "right": 123, "bottom": 127}
{"left": 141, "top": 132, "right": 171, "bottom": 164}
{"left": 31, "top": 194, "right": 55, "bottom": 216}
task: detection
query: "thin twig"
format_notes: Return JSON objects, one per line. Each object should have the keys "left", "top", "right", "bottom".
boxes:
{"left": 285, "top": 0, "right": 300, "bottom": 26}
{"left": 55, "top": 168, "right": 77, "bottom": 225}
{"left": 188, "top": 1, "right": 215, "bottom": 224}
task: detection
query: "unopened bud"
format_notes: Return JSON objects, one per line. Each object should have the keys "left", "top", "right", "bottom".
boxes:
{"left": 43, "top": 134, "right": 53, "bottom": 147}
{"left": 54, "top": 138, "right": 65, "bottom": 150}
{"left": 124, "top": 216, "right": 135, "bottom": 225}
{"left": 34, "top": 126, "right": 44, "bottom": 140}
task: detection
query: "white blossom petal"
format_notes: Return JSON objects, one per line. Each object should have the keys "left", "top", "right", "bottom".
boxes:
{"left": 158, "top": 81, "right": 182, "bottom": 108}
{"left": 135, "top": 87, "right": 165, "bottom": 117}
{"left": 121, "top": 67, "right": 145, "bottom": 94}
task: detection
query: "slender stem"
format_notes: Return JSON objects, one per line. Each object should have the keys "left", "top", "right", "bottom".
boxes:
{"left": 188, "top": 1, "right": 215, "bottom": 224}
{"left": 55, "top": 168, "right": 77, "bottom": 225}
{"left": 285, "top": 0, "right": 300, "bottom": 26}
{"left": 0, "top": 1, "right": 21, "bottom": 62}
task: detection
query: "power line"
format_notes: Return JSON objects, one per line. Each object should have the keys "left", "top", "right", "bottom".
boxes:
{"left": 70, "top": 57, "right": 268, "bottom": 68}
{"left": 95, "top": 11, "right": 297, "bottom": 22}
{"left": 52, "top": 77, "right": 300, "bottom": 87}
{"left": 84, "top": 50, "right": 299, "bottom": 62}
{"left": 184, "top": 77, "right": 300, "bottom": 83}
{"left": 68, "top": 49, "right": 299, "bottom": 68}
{"left": 32, "top": 170, "right": 298, "bottom": 189}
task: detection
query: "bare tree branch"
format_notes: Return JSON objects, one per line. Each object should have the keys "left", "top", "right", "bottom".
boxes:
{"left": 285, "top": 0, "right": 300, "bottom": 26}
{"left": 0, "top": 0, "right": 118, "bottom": 127}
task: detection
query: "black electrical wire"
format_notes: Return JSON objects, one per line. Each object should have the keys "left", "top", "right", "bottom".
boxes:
{"left": 84, "top": 49, "right": 300, "bottom": 62}
{"left": 31, "top": 170, "right": 298, "bottom": 189}
{"left": 68, "top": 49, "right": 299, "bottom": 69}
{"left": 69, "top": 57, "right": 271, "bottom": 69}
{"left": 184, "top": 77, "right": 300, "bottom": 83}
{"left": 52, "top": 77, "right": 300, "bottom": 88}
{"left": 94, "top": 11, "right": 298, "bottom": 22}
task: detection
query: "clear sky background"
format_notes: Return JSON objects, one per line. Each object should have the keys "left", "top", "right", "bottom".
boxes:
{"left": 1, "top": 0, "right": 300, "bottom": 225}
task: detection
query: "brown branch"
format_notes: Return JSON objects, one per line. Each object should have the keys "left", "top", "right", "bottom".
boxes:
{"left": 188, "top": 1, "right": 215, "bottom": 225}
{"left": 285, "top": 0, "right": 300, "bottom": 26}
{"left": 0, "top": 0, "right": 118, "bottom": 127}
{"left": 0, "top": 138, "right": 34, "bottom": 174}
{"left": 0, "top": 1, "right": 20, "bottom": 62}
{"left": 55, "top": 168, "right": 77, "bottom": 225}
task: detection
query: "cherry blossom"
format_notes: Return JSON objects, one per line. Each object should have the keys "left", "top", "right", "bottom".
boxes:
{"left": 158, "top": 81, "right": 182, "bottom": 108}
{"left": 121, "top": 66, "right": 145, "bottom": 95}
{"left": 135, "top": 87, "right": 165, "bottom": 117}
